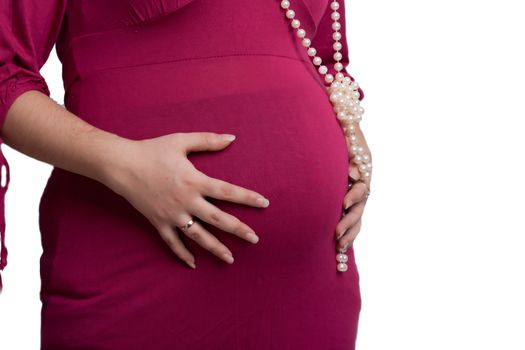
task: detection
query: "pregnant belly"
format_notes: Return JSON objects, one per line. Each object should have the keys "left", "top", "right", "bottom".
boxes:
{"left": 41, "top": 55, "right": 350, "bottom": 294}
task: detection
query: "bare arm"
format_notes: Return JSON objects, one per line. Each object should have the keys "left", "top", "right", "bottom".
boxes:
{"left": 1, "top": 90, "right": 130, "bottom": 189}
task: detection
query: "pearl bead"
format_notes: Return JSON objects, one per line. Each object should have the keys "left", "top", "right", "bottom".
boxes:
{"left": 331, "top": 11, "right": 340, "bottom": 21}
{"left": 333, "top": 52, "right": 342, "bottom": 61}
{"left": 280, "top": 0, "right": 290, "bottom": 9}
{"left": 332, "top": 21, "right": 341, "bottom": 31}
{"left": 301, "top": 38, "right": 311, "bottom": 47}
{"left": 337, "top": 263, "right": 348, "bottom": 272}
{"left": 331, "top": 1, "right": 340, "bottom": 10}
{"left": 336, "top": 253, "right": 348, "bottom": 263}
{"left": 318, "top": 65, "right": 328, "bottom": 74}
{"left": 296, "top": 28, "right": 306, "bottom": 38}
{"left": 333, "top": 42, "right": 342, "bottom": 51}
{"left": 324, "top": 73, "right": 334, "bottom": 83}
{"left": 312, "top": 56, "right": 322, "bottom": 65}
{"left": 333, "top": 32, "right": 342, "bottom": 41}
{"left": 307, "top": 47, "right": 316, "bottom": 56}
{"left": 286, "top": 9, "right": 295, "bottom": 18}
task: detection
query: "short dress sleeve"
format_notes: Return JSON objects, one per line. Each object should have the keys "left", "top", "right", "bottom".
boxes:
{"left": 311, "top": 0, "right": 365, "bottom": 101}
{"left": 0, "top": 0, "right": 67, "bottom": 294}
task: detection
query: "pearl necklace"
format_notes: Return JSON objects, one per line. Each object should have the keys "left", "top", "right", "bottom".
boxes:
{"left": 278, "top": 0, "right": 372, "bottom": 272}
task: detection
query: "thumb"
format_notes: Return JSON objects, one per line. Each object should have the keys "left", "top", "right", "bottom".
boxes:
{"left": 181, "top": 132, "right": 236, "bottom": 153}
{"left": 348, "top": 162, "right": 361, "bottom": 181}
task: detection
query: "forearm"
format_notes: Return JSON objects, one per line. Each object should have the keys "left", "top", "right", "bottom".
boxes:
{"left": 0, "top": 90, "right": 131, "bottom": 187}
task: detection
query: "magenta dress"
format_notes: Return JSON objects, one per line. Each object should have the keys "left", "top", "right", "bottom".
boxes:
{"left": 0, "top": 0, "right": 365, "bottom": 348}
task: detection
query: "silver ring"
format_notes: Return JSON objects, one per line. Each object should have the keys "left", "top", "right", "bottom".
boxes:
{"left": 179, "top": 217, "right": 196, "bottom": 233}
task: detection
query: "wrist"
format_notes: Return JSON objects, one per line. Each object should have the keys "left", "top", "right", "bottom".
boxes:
{"left": 94, "top": 133, "right": 138, "bottom": 196}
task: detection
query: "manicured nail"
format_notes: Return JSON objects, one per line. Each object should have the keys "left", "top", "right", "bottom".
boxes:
{"left": 246, "top": 232, "right": 259, "bottom": 244}
{"left": 257, "top": 197, "right": 270, "bottom": 207}
{"left": 344, "top": 200, "right": 352, "bottom": 210}
{"left": 186, "top": 260, "right": 196, "bottom": 269}
{"left": 349, "top": 168, "right": 359, "bottom": 180}
{"left": 222, "top": 134, "right": 236, "bottom": 141}
{"left": 222, "top": 253, "right": 234, "bottom": 264}
{"left": 338, "top": 226, "right": 350, "bottom": 239}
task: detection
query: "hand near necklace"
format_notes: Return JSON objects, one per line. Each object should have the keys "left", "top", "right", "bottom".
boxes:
{"left": 335, "top": 124, "right": 372, "bottom": 252}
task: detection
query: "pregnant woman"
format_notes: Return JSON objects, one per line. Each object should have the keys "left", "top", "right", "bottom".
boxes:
{"left": 0, "top": 0, "right": 373, "bottom": 349}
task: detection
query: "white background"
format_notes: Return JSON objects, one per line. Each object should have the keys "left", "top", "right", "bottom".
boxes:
{"left": 1, "top": 0, "right": 524, "bottom": 349}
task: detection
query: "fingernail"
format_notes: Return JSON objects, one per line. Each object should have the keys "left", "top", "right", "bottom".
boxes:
{"left": 186, "top": 260, "right": 196, "bottom": 269}
{"left": 344, "top": 201, "right": 352, "bottom": 210}
{"left": 257, "top": 197, "right": 270, "bottom": 207}
{"left": 246, "top": 232, "right": 259, "bottom": 244}
{"left": 349, "top": 168, "right": 359, "bottom": 180}
{"left": 222, "top": 134, "right": 236, "bottom": 141}
{"left": 222, "top": 253, "right": 234, "bottom": 264}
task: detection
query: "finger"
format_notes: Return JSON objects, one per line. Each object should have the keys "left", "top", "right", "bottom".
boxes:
{"left": 338, "top": 218, "right": 362, "bottom": 250}
{"left": 179, "top": 132, "right": 237, "bottom": 154}
{"left": 200, "top": 175, "right": 270, "bottom": 208}
{"left": 343, "top": 180, "right": 369, "bottom": 210}
{"left": 348, "top": 162, "right": 360, "bottom": 182}
{"left": 336, "top": 200, "right": 366, "bottom": 241}
{"left": 157, "top": 224, "right": 196, "bottom": 269}
{"left": 175, "top": 215, "right": 235, "bottom": 264}
{"left": 189, "top": 196, "right": 259, "bottom": 244}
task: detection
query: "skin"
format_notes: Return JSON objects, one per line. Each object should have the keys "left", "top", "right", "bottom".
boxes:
{"left": 1, "top": 90, "right": 371, "bottom": 269}
{"left": 335, "top": 125, "right": 372, "bottom": 252}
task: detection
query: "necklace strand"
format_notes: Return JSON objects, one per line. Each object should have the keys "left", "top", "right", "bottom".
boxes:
{"left": 278, "top": 0, "right": 371, "bottom": 272}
